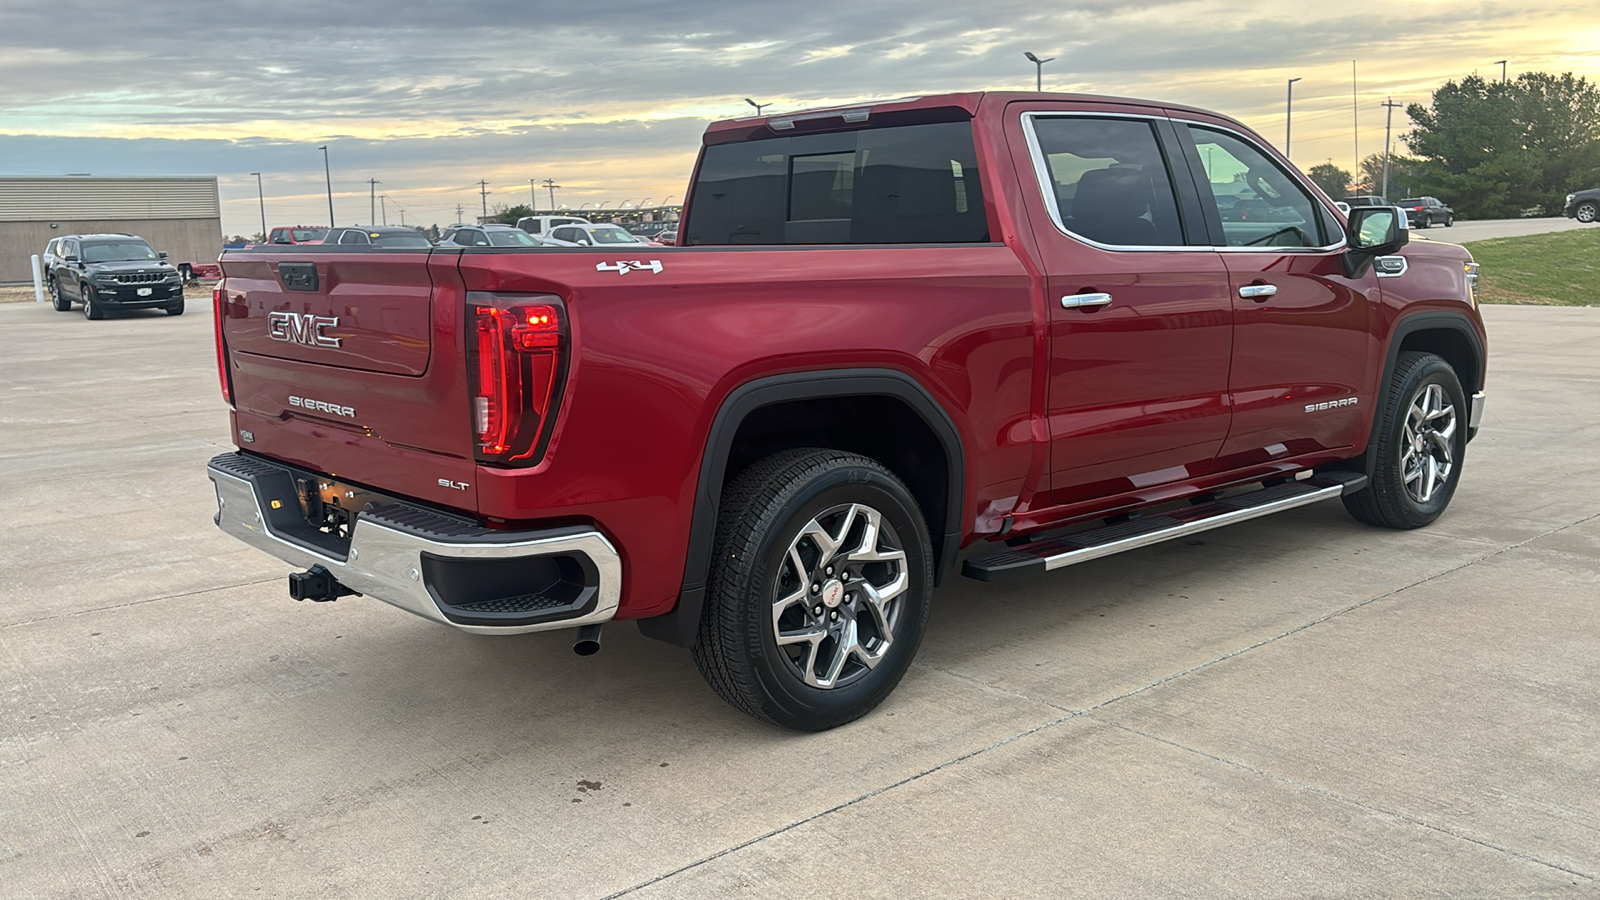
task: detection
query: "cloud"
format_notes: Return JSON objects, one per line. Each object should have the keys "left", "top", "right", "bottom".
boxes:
{"left": 0, "top": 0, "right": 1593, "bottom": 233}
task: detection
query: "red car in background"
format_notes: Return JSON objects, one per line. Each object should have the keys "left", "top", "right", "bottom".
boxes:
{"left": 266, "top": 226, "right": 329, "bottom": 245}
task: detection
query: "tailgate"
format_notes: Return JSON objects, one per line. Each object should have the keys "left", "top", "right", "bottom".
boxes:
{"left": 219, "top": 247, "right": 480, "bottom": 509}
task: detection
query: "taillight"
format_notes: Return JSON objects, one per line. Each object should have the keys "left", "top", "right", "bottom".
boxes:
{"left": 212, "top": 284, "right": 233, "bottom": 405}
{"left": 469, "top": 297, "right": 567, "bottom": 464}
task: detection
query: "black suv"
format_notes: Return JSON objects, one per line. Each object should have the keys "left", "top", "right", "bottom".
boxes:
{"left": 1396, "top": 196, "right": 1454, "bottom": 228}
{"left": 48, "top": 234, "right": 184, "bottom": 319}
{"left": 1564, "top": 188, "right": 1599, "bottom": 224}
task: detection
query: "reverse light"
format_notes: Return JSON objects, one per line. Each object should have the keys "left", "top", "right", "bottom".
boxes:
{"left": 469, "top": 297, "right": 567, "bottom": 464}
{"left": 212, "top": 284, "right": 233, "bottom": 405}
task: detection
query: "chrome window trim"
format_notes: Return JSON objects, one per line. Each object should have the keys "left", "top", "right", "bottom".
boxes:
{"left": 1018, "top": 110, "right": 1347, "bottom": 254}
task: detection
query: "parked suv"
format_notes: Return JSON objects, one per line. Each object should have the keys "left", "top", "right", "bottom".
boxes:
{"left": 320, "top": 226, "right": 435, "bottom": 248}
{"left": 438, "top": 224, "right": 545, "bottom": 247}
{"left": 1397, "top": 197, "right": 1454, "bottom": 228}
{"left": 1564, "top": 188, "right": 1599, "bottom": 224}
{"left": 514, "top": 215, "right": 590, "bottom": 238}
{"left": 49, "top": 234, "right": 184, "bottom": 319}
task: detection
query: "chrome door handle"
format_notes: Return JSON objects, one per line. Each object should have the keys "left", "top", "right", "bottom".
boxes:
{"left": 1061, "top": 292, "right": 1113, "bottom": 309}
{"left": 1238, "top": 284, "right": 1277, "bottom": 300}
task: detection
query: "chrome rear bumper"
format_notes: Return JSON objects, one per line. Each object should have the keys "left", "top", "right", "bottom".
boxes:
{"left": 207, "top": 453, "right": 620, "bottom": 635}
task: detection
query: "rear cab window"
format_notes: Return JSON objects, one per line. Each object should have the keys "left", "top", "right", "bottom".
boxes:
{"left": 683, "top": 119, "right": 989, "bottom": 245}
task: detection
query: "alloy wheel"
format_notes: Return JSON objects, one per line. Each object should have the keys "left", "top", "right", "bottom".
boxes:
{"left": 1401, "top": 383, "right": 1456, "bottom": 503}
{"left": 770, "top": 502, "right": 907, "bottom": 690}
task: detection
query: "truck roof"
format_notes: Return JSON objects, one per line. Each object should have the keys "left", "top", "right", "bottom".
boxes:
{"left": 703, "top": 91, "right": 1246, "bottom": 145}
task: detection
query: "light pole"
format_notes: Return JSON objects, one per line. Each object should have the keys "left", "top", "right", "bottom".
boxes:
{"left": 368, "top": 178, "right": 381, "bottom": 225}
{"left": 1285, "top": 77, "right": 1303, "bottom": 158}
{"left": 744, "top": 97, "right": 768, "bottom": 116}
{"left": 318, "top": 145, "right": 334, "bottom": 226}
{"left": 1493, "top": 59, "right": 1508, "bottom": 83}
{"left": 1024, "top": 52, "right": 1054, "bottom": 92}
{"left": 529, "top": 178, "right": 538, "bottom": 212}
{"left": 249, "top": 172, "right": 266, "bottom": 239}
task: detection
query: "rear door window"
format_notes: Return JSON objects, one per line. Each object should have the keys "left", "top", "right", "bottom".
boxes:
{"left": 684, "top": 120, "right": 989, "bottom": 245}
{"left": 1026, "top": 116, "right": 1186, "bottom": 247}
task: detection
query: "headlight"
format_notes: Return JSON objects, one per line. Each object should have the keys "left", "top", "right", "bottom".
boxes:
{"left": 1463, "top": 261, "right": 1480, "bottom": 308}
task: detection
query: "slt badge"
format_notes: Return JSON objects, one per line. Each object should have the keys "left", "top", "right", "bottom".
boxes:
{"left": 596, "top": 260, "right": 663, "bottom": 275}
{"left": 268, "top": 311, "right": 342, "bottom": 347}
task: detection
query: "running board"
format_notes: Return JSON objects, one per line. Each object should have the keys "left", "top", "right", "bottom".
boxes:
{"left": 962, "top": 472, "right": 1368, "bottom": 582}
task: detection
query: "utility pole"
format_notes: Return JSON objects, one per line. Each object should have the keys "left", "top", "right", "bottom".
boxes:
{"left": 250, "top": 172, "right": 266, "bottom": 239}
{"left": 1286, "top": 77, "right": 1302, "bottom": 158}
{"left": 1494, "top": 59, "right": 1508, "bottom": 83}
{"left": 399, "top": 209, "right": 406, "bottom": 227}
{"left": 543, "top": 178, "right": 559, "bottom": 211}
{"left": 1380, "top": 97, "right": 1403, "bottom": 200}
{"left": 319, "top": 145, "right": 334, "bottom": 227}
{"left": 530, "top": 178, "right": 538, "bottom": 212}
{"left": 368, "top": 178, "right": 380, "bottom": 225}
{"left": 380, "top": 195, "right": 387, "bottom": 226}
{"left": 455, "top": 204, "right": 464, "bottom": 223}
{"left": 478, "top": 180, "right": 490, "bottom": 221}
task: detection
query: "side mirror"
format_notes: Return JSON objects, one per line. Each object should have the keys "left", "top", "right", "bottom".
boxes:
{"left": 158, "top": 251, "right": 169, "bottom": 260}
{"left": 64, "top": 255, "right": 78, "bottom": 263}
{"left": 1343, "top": 206, "right": 1409, "bottom": 277}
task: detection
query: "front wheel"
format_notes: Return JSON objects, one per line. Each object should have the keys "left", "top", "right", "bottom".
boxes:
{"left": 1576, "top": 201, "right": 1599, "bottom": 224}
{"left": 165, "top": 298, "right": 185, "bottom": 316}
{"left": 1443, "top": 215, "right": 1454, "bottom": 227}
{"left": 1343, "top": 352, "right": 1468, "bottom": 529}
{"left": 81, "top": 284, "right": 104, "bottom": 320}
{"left": 692, "top": 449, "right": 933, "bottom": 731}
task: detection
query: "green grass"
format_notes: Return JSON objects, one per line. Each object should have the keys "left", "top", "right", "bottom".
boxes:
{"left": 1462, "top": 228, "right": 1600, "bottom": 306}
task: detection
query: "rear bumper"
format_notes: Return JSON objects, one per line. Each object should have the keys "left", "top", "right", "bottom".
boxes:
{"left": 206, "top": 453, "right": 621, "bottom": 634}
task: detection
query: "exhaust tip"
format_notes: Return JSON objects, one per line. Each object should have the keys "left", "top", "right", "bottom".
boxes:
{"left": 572, "top": 624, "right": 603, "bottom": 656}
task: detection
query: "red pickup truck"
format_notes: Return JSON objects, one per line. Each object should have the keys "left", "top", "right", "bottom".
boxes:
{"left": 207, "top": 91, "right": 1487, "bottom": 730}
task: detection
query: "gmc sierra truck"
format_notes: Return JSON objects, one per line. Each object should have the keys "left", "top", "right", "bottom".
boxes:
{"left": 206, "top": 91, "right": 1487, "bottom": 731}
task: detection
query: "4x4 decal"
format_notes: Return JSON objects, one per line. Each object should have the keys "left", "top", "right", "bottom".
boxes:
{"left": 596, "top": 260, "right": 663, "bottom": 275}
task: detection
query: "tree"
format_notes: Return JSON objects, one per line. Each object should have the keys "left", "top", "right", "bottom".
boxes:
{"left": 1404, "top": 72, "right": 1600, "bottom": 217}
{"left": 1307, "top": 163, "right": 1351, "bottom": 199}
{"left": 486, "top": 203, "right": 535, "bottom": 226}
{"left": 1357, "top": 153, "right": 1422, "bottom": 199}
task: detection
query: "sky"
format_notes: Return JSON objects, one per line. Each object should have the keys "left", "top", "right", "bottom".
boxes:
{"left": 3, "top": 0, "right": 1596, "bottom": 237}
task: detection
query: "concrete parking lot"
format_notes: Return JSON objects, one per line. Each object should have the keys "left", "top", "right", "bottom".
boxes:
{"left": 2, "top": 299, "right": 1596, "bottom": 898}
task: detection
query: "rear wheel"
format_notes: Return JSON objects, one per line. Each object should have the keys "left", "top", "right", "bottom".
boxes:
{"left": 81, "top": 284, "right": 103, "bottom": 320}
{"left": 1420, "top": 214, "right": 1432, "bottom": 228}
{"left": 1343, "top": 352, "right": 1468, "bottom": 529}
{"left": 49, "top": 278, "right": 70, "bottom": 311}
{"left": 692, "top": 448, "right": 932, "bottom": 731}
{"left": 178, "top": 263, "right": 193, "bottom": 283}
{"left": 1576, "top": 201, "right": 1598, "bottom": 224}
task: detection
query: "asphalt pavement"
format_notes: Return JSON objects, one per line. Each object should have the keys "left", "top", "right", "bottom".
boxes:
{"left": 2, "top": 300, "right": 1597, "bottom": 898}
{"left": 1409, "top": 215, "right": 1590, "bottom": 244}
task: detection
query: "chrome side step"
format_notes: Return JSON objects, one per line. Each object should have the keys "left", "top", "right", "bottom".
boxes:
{"left": 961, "top": 472, "right": 1368, "bottom": 582}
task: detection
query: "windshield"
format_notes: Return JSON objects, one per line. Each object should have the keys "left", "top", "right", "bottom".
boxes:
{"left": 1397, "top": 199, "right": 1425, "bottom": 206}
{"left": 487, "top": 230, "right": 540, "bottom": 246}
{"left": 83, "top": 241, "right": 158, "bottom": 263}
{"left": 589, "top": 226, "right": 642, "bottom": 244}
{"left": 292, "top": 228, "right": 328, "bottom": 242}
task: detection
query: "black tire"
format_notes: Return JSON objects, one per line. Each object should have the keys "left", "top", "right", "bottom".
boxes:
{"left": 1576, "top": 201, "right": 1598, "bottom": 224}
{"left": 1343, "top": 352, "right": 1468, "bottom": 529}
{"left": 165, "top": 298, "right": 185, "bottom": 316}
{"left": 692, "top": 448, "right": 933, "bottom": 731}
{"left": 81, "top": 284, "right": 104, "bottom": 320}
{"left": 1420, "top": 214, "right": 1432, "bottom": 229}
{"left": 178, "top": 264, "right": 193, "bottom": 283}
{"left": 1444, "top": 215, "right": 1454, "bottom": 227}
{"left": 49, "top": 278, "right": 70, "bottom": 312}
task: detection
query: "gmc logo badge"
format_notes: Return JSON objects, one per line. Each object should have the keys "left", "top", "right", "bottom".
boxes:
{"left": 267, "top": 311, "right": 342, "bottom": 348}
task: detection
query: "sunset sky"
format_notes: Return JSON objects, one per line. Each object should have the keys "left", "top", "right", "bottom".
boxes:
{"left": 3, "top": 0, "right": 1596, "bottom": 236}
